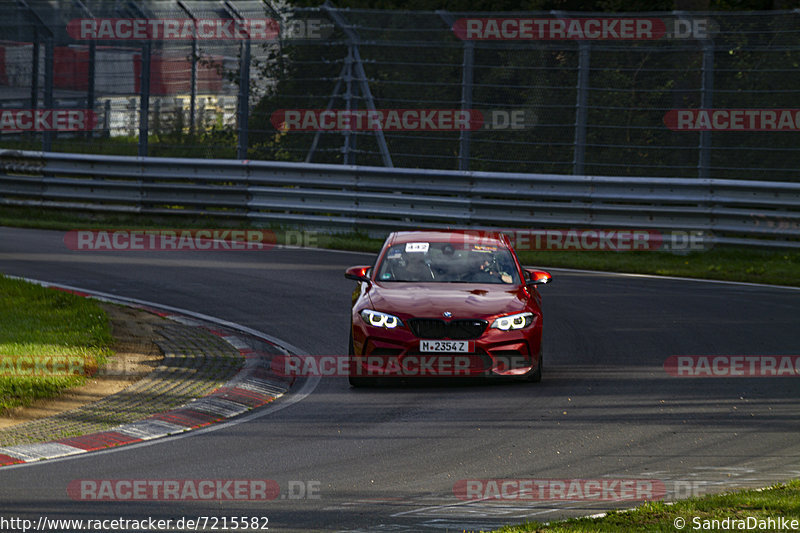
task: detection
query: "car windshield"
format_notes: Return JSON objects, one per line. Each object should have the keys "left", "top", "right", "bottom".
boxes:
{"left": 375, "top": 241, "right": 520, "bottom": 284}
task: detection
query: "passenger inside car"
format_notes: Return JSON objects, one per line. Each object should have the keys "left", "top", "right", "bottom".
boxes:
{"left": 396, "top": 250, "right": 436, "bottom": 281}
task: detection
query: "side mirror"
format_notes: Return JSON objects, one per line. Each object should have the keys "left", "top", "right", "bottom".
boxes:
{"left": 525, "top": 269, "right": 552, "bottom": 286}
{"left": 345, "top": 265, "right": 372, "bottom": 284}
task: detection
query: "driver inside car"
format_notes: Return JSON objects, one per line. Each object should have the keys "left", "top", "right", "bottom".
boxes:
{"left": 468, "top": 250, "right": 514, "bottom": 283}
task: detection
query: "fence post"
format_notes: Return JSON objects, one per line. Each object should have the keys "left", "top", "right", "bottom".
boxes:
{"left": 153, "top": 98, "right": 161, "bottom": 135}
{"left": 458, "top": 42, "right": 475, "bottom": 171}
{"left": 698, "top": 38, "right": 714, "bottom": 179}
{"left": 138, "top": 42, "right": 151, "bottom": 157}
{"left": 30, "top": 31, "right": 39, "bottom": 110}
{"left": 343, "top": 45, "right": 354, "bottom": 165}
{"left": 42, "top": 35, "right": 53, "bottom": 151}
{"left": 190, "top": 41, "right": 198, "bottom": 136}
{"left": 237, "top": 39, "right": 251, "bottom": 160}
{"left": 437, "top": 11, "right": 474, "bottom": 171}
{"left": 103, "top": 99, "right": 111, "bottom": 137}
{"left": 87, "top": 42, "right": 96, "bottom": 139}
{"left": 221, "top": 0, "right": 252, "bottom": 160}
{"left": 573, "top": 41, "right": 590, "bottom": 175}
{"left": 177, "top": 0, "right": 198, "bottom": 135}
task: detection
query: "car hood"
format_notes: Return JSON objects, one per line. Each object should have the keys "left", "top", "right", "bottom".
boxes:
{"left": 367, "top": 282, "right": 529, "bottom": 320}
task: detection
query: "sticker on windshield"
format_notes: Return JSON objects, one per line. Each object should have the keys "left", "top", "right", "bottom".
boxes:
{"left": 405, "top": 242, "right": 429, "bottom": 253}
{"left": 472, "top": 245, "right": 496, "bottom": 252}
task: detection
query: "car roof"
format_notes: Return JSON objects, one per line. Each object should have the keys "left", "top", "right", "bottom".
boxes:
{"left": 387, "top": 230, "right": 510, "bottom": 248}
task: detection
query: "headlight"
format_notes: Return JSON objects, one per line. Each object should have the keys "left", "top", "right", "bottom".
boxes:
{"left": 490, "top": 312, "right": 533, "bottom": 331}
{"left": 360, "top": 309, "right": 403, "bottom": 329}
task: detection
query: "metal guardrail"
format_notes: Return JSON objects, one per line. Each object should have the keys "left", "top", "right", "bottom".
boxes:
{"left": 1, "top": 150, "right": 798, "bottom": 248}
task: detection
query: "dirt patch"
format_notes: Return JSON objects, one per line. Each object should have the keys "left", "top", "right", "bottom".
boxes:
{"left": 0, "top": 302, "right": 164, "bottom": 428}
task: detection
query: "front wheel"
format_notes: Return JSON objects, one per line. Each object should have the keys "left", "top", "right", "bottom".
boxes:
{"left": 524, "top": 352, "right": 543, "bottom": 383}
{"left": 349, "top": 375, "right": 375, "bottom": 387}
{"left": 348, "top": 331, "right": 375, "bottom": 387}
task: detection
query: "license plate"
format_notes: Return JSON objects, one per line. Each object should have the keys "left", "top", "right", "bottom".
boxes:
{"left": 419, "top": 340, "right": 473, "bottom": 353}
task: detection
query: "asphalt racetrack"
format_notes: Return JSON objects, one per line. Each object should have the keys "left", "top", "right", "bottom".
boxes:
{"left": 0, "top": 226, "right": 798, "bottom": 532}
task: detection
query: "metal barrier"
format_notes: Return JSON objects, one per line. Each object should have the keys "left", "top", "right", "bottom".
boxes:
{"left": 1, "top": 150, "right": 798, "bottom": 248}
{"left": 2, "top": 4, "right": 800, "bottom": 180}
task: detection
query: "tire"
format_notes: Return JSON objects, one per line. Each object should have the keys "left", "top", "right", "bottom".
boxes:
{"left": 348, "top": 331, "right": 375, "bottom": 387}
{"left": 349, "top": 376, "right": 375, "bottom": 387}
{"left": 524, "top": 352, "right": 543, "bottom": 383}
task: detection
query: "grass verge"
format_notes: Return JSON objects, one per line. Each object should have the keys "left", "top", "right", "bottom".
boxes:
{"left": 0, "top": 275, "right": 113, "bottom": 412}
{"left": 0, "top": 206, "right": 798, "bottom": 287}
{"left": 494, "top": 480, "right": 800, "bottom": 532}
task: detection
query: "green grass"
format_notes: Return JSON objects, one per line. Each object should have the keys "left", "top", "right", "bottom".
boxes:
{"left": 494, "top": 480, "right": 800, "bottom": 532}
{"left": 1, "top": 205, "right": 799, "bottom": 286}
{"left": 513, "top": 248, "right": 800, "bottom": 287}
{"left": 1, "top": 134, "right": 237, "bottom": 159}
{"left": 0, "top": 275, "right": 113, "bottom": 412}
{"left": 0, "top": 206, "right": 247, "bottom": 232}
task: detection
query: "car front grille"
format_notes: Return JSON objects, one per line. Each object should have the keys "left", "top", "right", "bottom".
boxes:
{"left": 407, "top": 318, "right": 488, "bottom": 339}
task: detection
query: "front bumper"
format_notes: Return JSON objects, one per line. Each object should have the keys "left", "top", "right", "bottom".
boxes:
{"left": 351, "top": 317, "right": 541, "bottom": 378}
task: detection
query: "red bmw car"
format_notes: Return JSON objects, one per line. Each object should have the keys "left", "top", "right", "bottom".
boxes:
{"left": 344, "top": 230, "right": 552, "bottom": 387}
